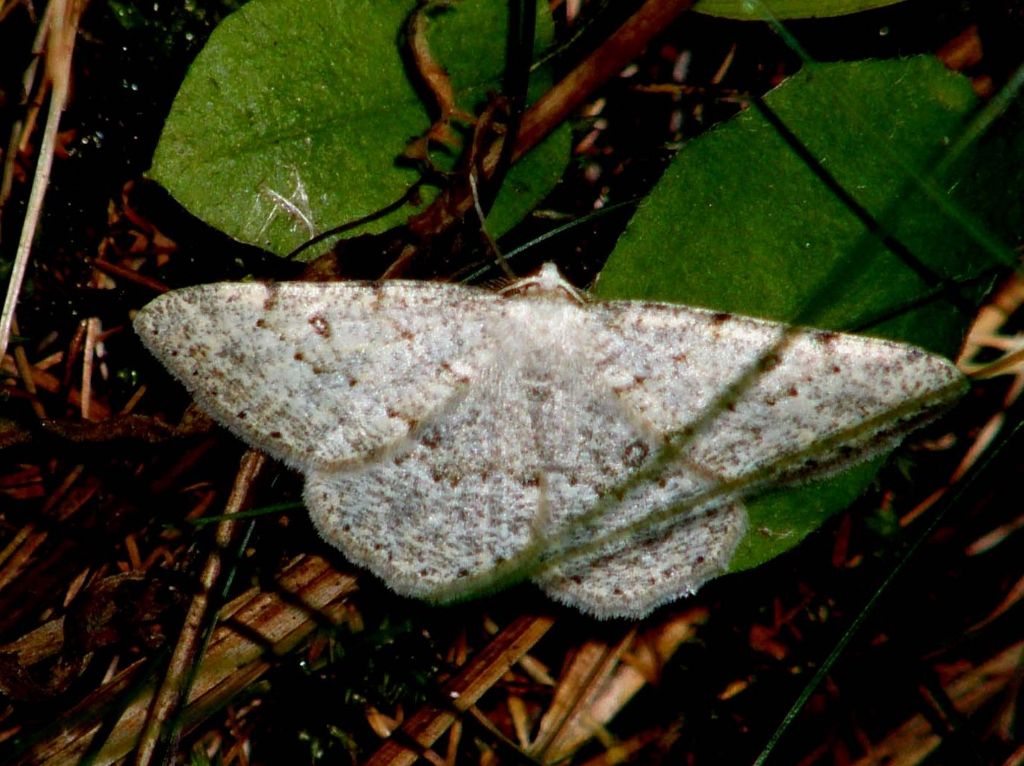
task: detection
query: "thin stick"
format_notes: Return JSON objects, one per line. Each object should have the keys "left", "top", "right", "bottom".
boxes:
{"left": 132, "top": 450, "right": 266, "bottom": 766}
{"left": 0, "top": 0, "right": 85, "bottom": 360}
{"left": 511, "top": 0, "right": 696, "bottom": 163}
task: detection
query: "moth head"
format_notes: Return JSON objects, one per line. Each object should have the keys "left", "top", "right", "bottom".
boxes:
{"left": 499, "top": 262, "right": 587, "bottom": 305}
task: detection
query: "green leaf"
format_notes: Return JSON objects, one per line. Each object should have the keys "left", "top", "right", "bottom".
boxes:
{"left": 150, "top": 0, "right": 568, "bottom": 257}
{"left": 693, "top": 0, "right": 909, "bottom": 20}
{"left": 597, "top": 56, "right": 1019, "bottom": 572}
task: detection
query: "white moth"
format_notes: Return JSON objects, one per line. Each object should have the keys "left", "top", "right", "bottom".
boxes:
{"left": 134, "top": 264, "right": 966, "bottom": 618}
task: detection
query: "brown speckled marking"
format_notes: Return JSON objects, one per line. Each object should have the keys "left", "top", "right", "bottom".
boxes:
{"left": 386, "top": 408, "right": 418, "bottom": 431}
{"left": 622, "top": 440, "right": 650, "bottom": 468}
{"left": 309, "top": 314, "right": 331, "bottom": 338}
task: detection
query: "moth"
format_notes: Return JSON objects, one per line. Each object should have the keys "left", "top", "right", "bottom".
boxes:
{"left": 135, "top": 264, "right": 965, "bottom": 617}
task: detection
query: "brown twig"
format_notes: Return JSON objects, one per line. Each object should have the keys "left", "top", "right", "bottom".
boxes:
{"left": 363, "top": 614, "right": 555, "bottom": 766}
{"left": 512, "top": 0, "right": 696, "bottom": 164}
{"left": 0, "top": 0, "right": 87, "bottom": 360}
{"left": 132, "top": 449, "right": 266, "bottom": 766}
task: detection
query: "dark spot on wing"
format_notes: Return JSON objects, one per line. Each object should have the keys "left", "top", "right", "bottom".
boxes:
{"left": 309, "top": 314, "right": 331, "bottom": 338}
{"left": 527, "top": 384, "right": 549, "bottom": 400}
{"left": 622, "top": 440, "right": 650, "bottom": 469}
{"left": 439, "top": 360, "right": 470, "bottom": 384}
{"left": 384, "top": 409, "right": 418, "bottom": 434}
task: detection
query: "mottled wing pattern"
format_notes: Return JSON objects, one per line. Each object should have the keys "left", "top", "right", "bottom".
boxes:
{"left": 135, "top": 281, "right": 504, "bottom": 471}
{"left": 303, "top": 297, "right": 703, "bottom": 605}
{"left": 586, "top": 301, "right": 965, "bottom": 486}
{"left": 532, "top": 300, "right": 964, "bottom": 616}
